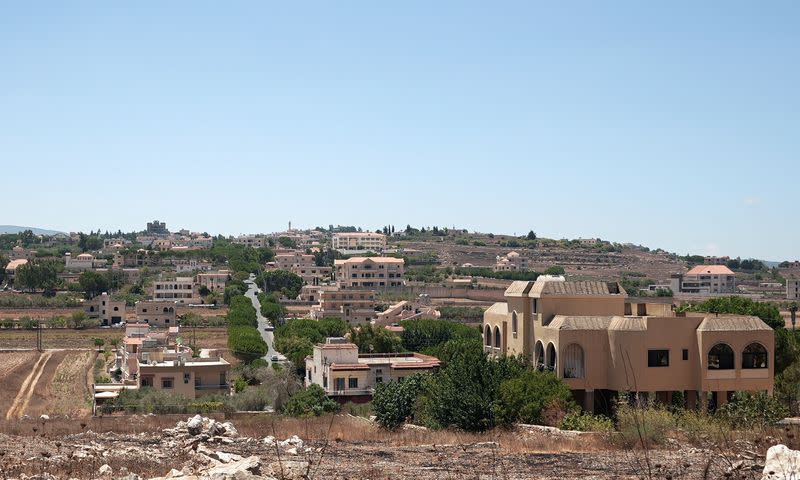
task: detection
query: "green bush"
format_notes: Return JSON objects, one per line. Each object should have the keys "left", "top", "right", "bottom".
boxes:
{"left": 373, "top": 374, "right": 428, "bottom": 429}
{"left": 717, "top": 391, "right": 787, "bottom": 429}
{"left": 400, "top": 319, "right": 481, "bottom": 352}
{"left": 493, "top": 371, "right": 575, "bottom": 426}
{"left": 227, "top": 326, "right": 268, "bottom": 362}
{"left": 561, "top": 412, "right": 613, "bottom": 432}
{"left": 284, "top": 384, "right": 339, "bottom": 417}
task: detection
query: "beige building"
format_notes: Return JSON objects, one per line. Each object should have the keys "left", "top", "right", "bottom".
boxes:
{"left": 375, "top": 300, "right": 440, "bottom": 326}
{"left": 64, "top": 252, "right": 107, "bottom": 271}
{"left": 334, "top": 257, "right": 404, "bottom": 288}
{"left": 310, "top": 289, "right": 376, "bottom": 324}
{"left": 787, "top": 278, "right": 800, "bottom": 300}
{"left": 299, "top": 284, "right": 339, "bottom": 303}
{"left": 5, "top": 258, "right": 28, "bottom": 282}
{"left": 10, "top": 246, "right": 36, "bottom": 260}
{"left": 671, "top": 265, "right": 736, "bottom": 295}
{"left": 85, "top": 292, "right": 126, "bottom": 326}
{"left": 233, "top": 235, "right": 266, "bottom": 248}
{"left": 153, "top": 277, "right": 197, "bottom": 304}
{"left": 135, "top": 300, "right": 178, "bottom": 328}
{"left": 274, "top": 253, "right": 331, "bottom": 285}
{"left": 195, "top": 270, "right": 231, "bottom": 292}
{"left": 483, "top": 278, "right": 774, "bottom": 413}
{"left": 304, "top": 337, "right": 440, "bottom": 399}
{"left": 120, "top": 324, "right": 230, "bottom": 399}
{"left": 332, "top": 232, "right": 386, "bottom": 254}
{"left": 494, "top": 251, "right": 528, "bottom": 272}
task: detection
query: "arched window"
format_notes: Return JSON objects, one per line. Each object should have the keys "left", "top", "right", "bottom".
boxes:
{"left": 494, "top": 326, "right": 502, "bottom": 349}
{"left": 163, "top": 307, "right": 169, "bottom": 313}
{"left": 511, "top": 311, "right": 518, "bottom": 335}
{"left": 534, "top": 341, "right": 544, "bottom": 368}
{"left": 708, "top": 343, "right": 734, "bottom": 370}
{"left": 484, "top": 325, "right": 492, "bottom": 346}
{"left": 742, "top": 343, "right": 768, "bottom": 369}
{"left": 89, "top": 306, "right": 95, "bottom": 312}
{"left": 546, "top": 343, "right": 557, "bottom": 371}
{"left": 563, "top": 344, "right": 584, "bottom": 378}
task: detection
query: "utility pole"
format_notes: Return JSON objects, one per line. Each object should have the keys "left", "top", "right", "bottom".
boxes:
{"left": 36, "top": 319, "right": 42, "bottom": 352}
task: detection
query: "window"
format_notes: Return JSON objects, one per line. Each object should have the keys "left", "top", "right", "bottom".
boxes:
{"left": 335, "top": 378, "right": 345, "bottom": 390}
{"left": 141, "top": 376, "right": 153, "bottom": 387}
{"left": 648, "top": 350, "right": 669, "bottom": 367}
{"left": 708, "top": 343, "right": 734, "bottom": 370}
{"left": 682, "top": 349, "right": 688, "bottom": 361}
{"left": 195, "top": 376, "right": 201, "bottom": 387}
{"left": 511, "top": 311, "right": 518, "bottom": 336}
{"left": 162, "top": 377, "right": 174, "bottom": 389}
{"left": 376, "top": 377, "right": 383, "bottom": 383}
{"left": 348, "top": 378, "right": 358, "bottom": 389}
{"left": 742, "top": 343, "right": 768, "bottom": 369}
{"left": 307, "top": 370, "right": 312, "bottom": 380}
{"left": 184, "top": 373, "right": 190, "bottom": 384}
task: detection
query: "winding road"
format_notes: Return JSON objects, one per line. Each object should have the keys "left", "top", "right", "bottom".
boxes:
{"left": 243, "top": 274, "right": 282, "bottom": 365}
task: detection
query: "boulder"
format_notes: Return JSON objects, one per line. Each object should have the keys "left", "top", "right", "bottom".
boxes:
{"left": 762, "top": 444, "right": 800, "bottom": 479}
{"left": 187, "top": 415, "right": 204, "bottom": 436}
{"left": 205, "top": 455, "right": 262, "bottom": 480}
{"left": 266, "top": 460, "right": 309, "bottom": 480}
{"left": 97, "top": 463, "right": 112, "bottom": 478}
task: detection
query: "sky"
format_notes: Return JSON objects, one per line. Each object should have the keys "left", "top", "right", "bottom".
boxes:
{"left": 1, "top": 2, "right": 798, "bottom": 260}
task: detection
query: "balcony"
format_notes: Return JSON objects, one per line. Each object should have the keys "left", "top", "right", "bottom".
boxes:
{"left": 329, "top": 388, "right": 375, "bottom": 396}
{"left": 195, "top": 383, "right": 230, "bottom": 390}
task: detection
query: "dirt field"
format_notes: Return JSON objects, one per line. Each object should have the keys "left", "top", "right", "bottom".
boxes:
{"left": 0, "top": 327, "right": 228, "bottom": 350}
{"left": 0, "top": 350, "right": 94, "bottom": 420}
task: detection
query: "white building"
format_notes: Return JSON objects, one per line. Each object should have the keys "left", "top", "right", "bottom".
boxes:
{"left": 331, "top": 232, "right": 386, "bottom": 254}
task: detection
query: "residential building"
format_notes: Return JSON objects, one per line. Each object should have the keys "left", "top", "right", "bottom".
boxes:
{"left": 135, "top": 300, "right": 178, "bottom": 328}
{"left": 304, "top": 337, "right": 440, "bottom": 400}
{"left": 64, "top": 252, "right": 107, "bottom": 271}
{"left": 233, "top": 235, "right": 266, "bottom": 248}
{"left": 153, "top": 277, "right": 197, "bottom": 304}
{"left": 10, "top": 246, "right": 36, "bottom": 260}
{"left": 273, "top": 252, "right": 332, "bottom": 285}
{"left": 119, "top": 324, "right": 230, "bottom": 399}
{"left": 334, "top": 257, "right": 404, "bottom": 288}
{"left": 195, "top": 270, "right": 232, "bottom": 292}
{"left": 375, "top": 300, "right": 440, "bottom": 325}
{"left": 147, "top": 220, "right": 168, "bottom": 235}
{"left": 331, "top": 232, "right": 386, "bottom": 254}
{"left": 310, "top": 289, "right": 376, "bottom": 325}
{"left": 103, "top": 238, "right": 132, "bottom": 251}
{"left": 114, "top": 250, "right": 162, "bottom": 268}
{"left": 671, "top": 265, "right": 736, "bottom": 295}
{"left": 5, "top": 259, "right": 28, "bottom": 282}
{"left": 85, "top": 292, "right": 126, "bottom": 326}
{"left": 172, "top": 259, "right": 213, "bottom": 273}
{"left": 483, "top": 278, "right": 774, "bottom": 413}
{"left": 494, "top": 251, "right": 528, "bottom": 272}
{"left": 788, "top": 278, "right": 800, "bottom": 301}
{"left": 299, "top": 284, "right": 339, "bottom": 303}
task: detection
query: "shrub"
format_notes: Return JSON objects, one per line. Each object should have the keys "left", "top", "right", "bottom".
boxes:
{"left": 283, "top": 384, "right": 339, "bottom": 417}
{"left": 400, "top": 319, "right": 481, "bottom": 352}
{"left": 717, "top": 391, "right": 787, "bottom": 429}
{"left": 373, "top": 374, "right": 428, "bottom": 430}
{"left": 561, "top": 412, "right": 613, "bottom": 432}
{"left": 615, "top": 403, "right": 675, "bottom": 447}
{"left": 493, "top": 371, "right": 575, "bottom": 426}
{"left": 227, "top": 326, "right": 268, "bottom": 362}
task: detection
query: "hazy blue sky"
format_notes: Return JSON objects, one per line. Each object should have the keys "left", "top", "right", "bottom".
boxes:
{"left": 1, "top": 2, "right": 798, "bottom": 260}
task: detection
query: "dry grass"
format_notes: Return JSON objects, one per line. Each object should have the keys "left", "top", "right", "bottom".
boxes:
{"left": 49, "top": 350, "right": 95, "bottom": 416}
{"left": 0, "top": 327, "right": 228, "bottom": 350}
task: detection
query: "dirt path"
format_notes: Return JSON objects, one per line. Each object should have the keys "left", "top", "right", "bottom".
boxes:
{"left": 5, "top": 351, "right": 53, "bottom": 419}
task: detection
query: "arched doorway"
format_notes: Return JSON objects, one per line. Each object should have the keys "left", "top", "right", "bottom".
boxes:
{"left": 708, "top": 343, "right": 734, "bottom": 370}
{"left": 545, "top": 342, "right": 556, "bottom": 371}
{"left": 563, "top": 343, "right": 585, "bottom": 378}
{"left": 494, "top": 326, "right": 502, "bottom": 349}
{"left": 534, "top": 341, "right": 544, "bottom": 369}
{"left": 484, "top": 325, "right": 492, "bottom": 347}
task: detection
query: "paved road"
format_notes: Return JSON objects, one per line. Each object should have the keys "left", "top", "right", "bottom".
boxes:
{"left": 243, "top": 274, "right": 280, "bottom": 365}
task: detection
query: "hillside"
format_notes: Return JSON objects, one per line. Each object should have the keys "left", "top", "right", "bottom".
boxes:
{"left": 0, "top": 225, "right": 64, "bottom": 236}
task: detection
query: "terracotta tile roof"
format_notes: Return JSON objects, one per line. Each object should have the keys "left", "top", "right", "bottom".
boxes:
{"left": 686, "top": 265, "right": 735, "bottom": 276}
{"left": 532, "top": 281, "right": 624, "bottom": 297}
{"left": 548, "top": 315, "right": 615, "bottom": 330}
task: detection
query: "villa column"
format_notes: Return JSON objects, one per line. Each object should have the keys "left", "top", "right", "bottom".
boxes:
{"left": 583, "top": 389, "right": 595, "bottom": 413}
{"left": 687, "top": 390, "right": 698, "bottom": 410}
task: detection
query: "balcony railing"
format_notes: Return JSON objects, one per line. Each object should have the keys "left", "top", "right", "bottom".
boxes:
{"left": 329, "top": 388, "right": 375, "bottom": 396}
{"left": 195, "top": 383, "right": 230, "bottom": 390}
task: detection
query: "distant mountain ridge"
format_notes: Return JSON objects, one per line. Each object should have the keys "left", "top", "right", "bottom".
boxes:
{"left": 0, "top": 225, "right": 65, "bottom": 236}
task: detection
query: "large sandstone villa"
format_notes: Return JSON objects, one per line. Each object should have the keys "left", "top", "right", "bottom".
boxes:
{"left": 483, "top": 278, "right": 774, "bottom": 414}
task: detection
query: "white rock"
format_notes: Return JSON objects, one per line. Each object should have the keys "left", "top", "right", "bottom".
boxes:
{"left": 285, "top": 447, "right": 298, "bottom": 456}
{"left": 763, "top": 444, "right": 800, "bottom": 479}
{"left": 263, "top": 435, "right": 276, "bottom": 446}
{"left": 187, "top": 415, "right": 204, "bottom": 435}
{"left": 97, "top": 463, "right": 112, "bottom": 478}
{"left": 219, "top": 421, "right": 238, "bottom": 437}
{"left": 205, "top": 455, "right": 261, "bottom": 479}
{"left": 40, "top": 414, "right": 50, "bottom": 421}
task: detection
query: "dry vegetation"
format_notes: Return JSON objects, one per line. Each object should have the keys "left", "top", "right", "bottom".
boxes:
{"left": 0, "top": 326, "right": 228, "bottom": 350}
{"left": 0, "top": 413, "right": 784, "bottom": 479}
